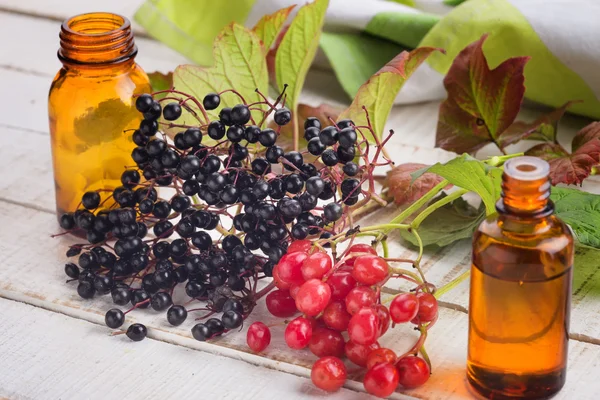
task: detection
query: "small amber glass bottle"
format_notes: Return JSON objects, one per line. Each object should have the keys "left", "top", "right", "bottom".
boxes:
{"left": 48, "top": 12, "right": 151, "bottom": 217}
{"left": 468, "top": 156, "right": 573, "bottom": 399}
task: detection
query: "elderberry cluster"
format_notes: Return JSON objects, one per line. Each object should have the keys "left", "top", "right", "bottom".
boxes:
{"left": 59, "top": 88, "right": 367, "bottom": 342}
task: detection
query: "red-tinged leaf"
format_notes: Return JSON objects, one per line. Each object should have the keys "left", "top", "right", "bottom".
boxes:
{"left": 436, "top": 34, "right": 530, "bottom": 154}
{"left": 267, "top": 25, "right": 289, "bottom": 90}
{"left": 498, "top": 102, "right": 577, "bottom": 148}
{"left": 253, "top": 5, "right": 295, "bottom": 51}
{"left": 526, "top": 122, "right": 600, "bottom": 185}
{"left": 272, "top": 103, "right": 342, "bottom": 150}
{"left": 339, "top": 47, "right": 443, "bottom": 142}
{"left": 385, "top": 163, "right": 445, "bottom": 206}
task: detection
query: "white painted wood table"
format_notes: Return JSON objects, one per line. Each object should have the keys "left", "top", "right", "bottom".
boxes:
{"left": 1, "top": 1, "right": 600, "bottom": 399}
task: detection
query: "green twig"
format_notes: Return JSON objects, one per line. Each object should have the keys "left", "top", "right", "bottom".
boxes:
{"left": 434, "top": 270, "right": 470, "bottom": 299}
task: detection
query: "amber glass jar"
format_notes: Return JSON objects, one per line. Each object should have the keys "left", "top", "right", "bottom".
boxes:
{"left": 48, "top": 12, "right": 151, "bottom": 217}
{"left": 468, "top": 156, "right": 573, "bottom": 399}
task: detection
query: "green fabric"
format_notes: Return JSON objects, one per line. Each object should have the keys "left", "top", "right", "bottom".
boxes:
{"left": 420, "top": 0, "right": 600, "bottom": 119}
{"left": 134, "top": 0, "right": 256, "bottom": 65}
{"left": 320, "top": 32, "right": 406, "bottom": 98}
{"left": 365, "top": 11, "right": 440, "bottom": 49}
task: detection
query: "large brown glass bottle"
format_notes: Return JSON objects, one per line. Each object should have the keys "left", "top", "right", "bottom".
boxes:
{"left": 48, "top": 13, "right": 151, "bottom": 217}
{"left": 468, "top": 156, "right": 573, "bottom": 399}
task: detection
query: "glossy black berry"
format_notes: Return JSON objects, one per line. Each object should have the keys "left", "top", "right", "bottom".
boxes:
{"left": 291, "top": 223, "right": 309, "bottom": 240}
{"left": 150, "top": 292, "right": 173, "bottom": 311}
{"left": 77, "top": 280, "right": 95, "bottom": 299}
{"left": 93, "top": 275, "right": 113, "bottom": 294}
{"left": 111, "top": 286, "right": 131, "bottom": 306}
{"left": 105, "top": 308, "right": 124, "bottom": 328}
{"left": 339, "top": 127, "right": 357, "bottom": 148}
{"left": 337, "top": 119, "right": 354, "bottom": 129}
{"left": 210, "top": 271, "right": 228, "bottom": 287}
{"left": 135, "top": 94, "right": 154, "bottom": 113}
{"left": 245, "top": 125, "right": 261, "bottom": 143}
{"left": 192, "top": 323, "right": 211, "bottom": 341}
{"left": 223, "top": 299, "right": 244, "bottom": 314}
{"left": 219, "top": 107, "right": 233, "bottom": 126}
{"left": 265, "top": 145, "right": 284, "bottom": 163}
{"left": 82, "top": 191, "right": 101, "bottom": 210}
{"left": 208, "top": 121, "right": 226, "bottom": 140}
{"left": 170, "top": 238, "right": 188, "bottom": 257}
{"left": 304, "top": 126, "right": 320, "bottom": 141}
{"left": 221, "top": 310, "right": 243, "bottom": 329}
{"left": 167, "top": 305, "right": 188, "bottom": 326}
{"left": 206, "top": 318, "right": 225, "bottom": 336}
{"left": 182, "top": 180, "right": 200, "bottom": 196}
{"left": 319, "top": 126, "right": 338, "bottom": 146}
{"left": 126, "top": 323, "right": 147, "bottom": 341}
{"left": 60, "top": 213, "right": 76, "bottom": 230}
{"left": 163, "top": 102, "right": 182, "bottom": 121}
{"left": 318, "top": 182, "right": 335, "bottom": 200}
{"left": 146, "top": 139, "right": 167, "bottom": 157}
{"left": 324, "top": 202, "right": 343, "bottom": 222}
{"left": 321, "top": 149, "right": 339, "bottom": 166}
{"left": 131, "top": 289, "right": 150, "bottom": 309}
{"left": 259, "top": 129, "right": 277, "bottom": 147}
{"left": 171, "top": 195, "right": 191, "bottom": 212}
{"left": 343, "top": 161, "right": 359, "bottom": 176}
{"left": 283, "top": 151, "right": 303, "bottom": 170}
{"left": 274, "top": 107, "right": 292, "bottom": 126}
{"left": 203, "top": 93, "right": 220, "bottom": 110}
{"left": 143, "top": 101, "right": 162, "bottom": 121}
{"left": 341, "top": 178, "right": 360, "bottom": 196}
{"left": 231, "top": 104, "right": 251, "bottom": 125}
{"left": 304, "top": 117, "right": 321, "bottom": 130}
{"left": 64, "top": 262, "right": 80, "bottom": 279}
{"left": 307, "top": 137, "right": 326, "bottom": 156}
{"left": 227, "top": 125, "right": 245, "bottom": 142}
{"left": 251, "top": 158, "right": 270, "bottom": 175}
{"left": 152, "top": 200, "right": 171, "bottom": 219}
{"left": 139, "top": 119, "right": 158, "bottom": 136}
{"left": 337, "top": 145, "right": 356, "bottom": 163}
{"left": 285, "top": 174, "right": 304, "bottom": 194}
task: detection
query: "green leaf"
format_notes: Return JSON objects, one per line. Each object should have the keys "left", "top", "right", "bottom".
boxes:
{"left": 551, "top": 187, "right": 600, "bottom": 248}
{"left": 401, "top": 196, "right": 485, "bottom": 247}
{"left": 172, "top": 23, "right": 269, "bottom": 125}
{"left": 252, "top": 5, "right": 295, "bottom": 51}
{"left": 425, "top": 154, "right": 502, "bottom": 215}
{"left": 435, "top": 34, "right": 530, "bottom": 154}
{"left": 148, "top": 71, "right": 173, "bottom": 92}
{"left": 338, "top": 47, "right": 442, "bottom": 142}
{"left": 275, "top": 0, "right": 329, "bottom": 118}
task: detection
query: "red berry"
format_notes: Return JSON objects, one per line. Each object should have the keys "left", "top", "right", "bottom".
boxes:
{"left": 289, "top": 283, "right": 301, "bottom": 300}
{"left": 311, "top": 356, "right": 347, "bottom": 392}
{"left": 389, "top": 293, "right": 419, "bottom": 324}
{"left": 309, "top": 326, "right": 345, "bottom": 358}
{"left": 272, "top": 264, "right": 291, "bottom": 290}
{"left": 363, "top": 363, "right": 399, "bottom": 398}
{"left": 345, "top": 340, "right": 380, "bottom": 367}
{"left": 375, "top": 304, "right": 391, "bottom": 336}
{"left": 348, "top": 308, "right": 380, "bottom": 345}
{"left": 366, "top": 348, "right": 397, "bottom": 370}
{"left": 288, "top": 239, "right": 312, "bottom": 254}
{"left": 352, "top": 255, "right": 389, "bottom": 286}
{"left": 323, "top": 300, "right": 352, "bottom": 331}
{"left": 276, "top": 251, "right": 308, "bottom": 286}
{"left": 414, "top": 292, "right": 438, "bottom": 324}
{"left": 296, "top": 279, "right": 332, "bottom": 317}
{"left": 246, "top": 322, "right": 271, "bottom": 352}
{"left": 266, "top": 289, "right": 298, "bottom": 318}
{"left": 327, "top": 270, "right": 357, "bottom": 300}
{"left": 301, "top": 252, "right": 332, "bottom": 280}
{"left": 345, "top": 286, "right": 377, "bottom": 315}
{"left": 396, "top": 356, "right": 430, "bottom": 389}
{"left": 284, "top": 316, "right": 313, "bottom": 349}
{"left": 345, "top": 244, "right": 377, "bottom": 266}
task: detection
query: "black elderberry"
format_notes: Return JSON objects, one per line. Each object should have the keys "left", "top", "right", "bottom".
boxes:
{"left": 126, "top": 323, "right": 147, "bottom": 342}
{"left": 268, "top": 179, "right": 285, "bottom": 199}
{"left": 161, "top": 150, "right": 180, "bottom": 168}
{"left": 167, "top": 305, "right": 188, "bottom": 326}
{"left": 176, "top": 218, "right": 195, "bottom": 237}
{"left": 133, "top": 129, "right": 149, "bottom": 146}
{"left": 324, "top": 202, "right": 343, "bottom": 222}
{"left": 156, "top": 173, "right": 174, "bottom": 186}
{"left": 192, "top": 231, "right": 212, "bottom": 250}
{"left": 229, "top": 143, "right": 248, "bottom": 161}
{"left": 99, "top": 252, "right": 116, "bottom": 269}
{"left": 300, "top": 163, "right": 318, "bottom": 178}
{"left": 307, "top": 137, "right": 326, "bottom": 156}
{"left": 253, "top": 180, "right": 269, "bottom": 200}
{"left": 278, "top": 198, "right": 302, "bottom": 218}
{"left": 79, "top": 252, "right": 98, "bottom": 270}
{"left": 105, "top": 308, "right": 125, "bottom": 329}
{"left": 262, "top": 261, "right": 274, "bottom": 277}
{"left": 305, "top": 176, "right": 325, "bottom": 196}
{"left": 170, "top": 238, "right": 189, "bottom": 257}
{"left": 223, "top": 299, "right": 244, "bottom": 314}
{"left": 221, "top": 310, "right": 243, "bottom": 329}
{"left": 64, "top": 263, "right": 80, "bottom": 279}
{"left": 146, "top": 139, "right": 167, "bottom": 156}
{"left": 319, "top": 126, "right": 338, "bottom": 146}
{"left": 274, "top": 107, "right": 292, "bottom": 126}
{"left": 259, "top": 129, "right": 277, "bottom": 147}
{"left": 231, "top": 104, "right": 251, "bottom": 125}
{"left": 227, "top": 274, "right": 245, "bottom": 291}
{"left": 60, "top": 213, "right": 76, "bottom": 230}
{"left": 243, "top": 232, "right": 260, "bottom": 250}
{"left": 190, "top": 210, "right": 211, "bottom": 229}
{"left": 344, "top": 195, "right": 359, "bottom": 205}
{"left": 318, "top": 182, "right": 335, "bottom": 200}
{"left": 174, "top": 132, "right": 188, "bottom": 150}
{"left": 321, "top": 149, "right": 339, "bottom": 166}
{"left": 156, "top": 259, "right": 174, "bottom": 272}
{"left": 337, "top": 119, "right": 354, "bottom": 129}
{"left": 121, "top": 170, "right": 141, "bottom": 188}
{"left": 268, "top": 225, "right": 287, "bottom": 241}
{"left": 268, "top": 246, "right": 285, "bottom": 263}
{"left": 75, "top": 210, "right": 95, "bottom": 231}
{"left": 131, "top": 289, "right": 150, "bottom": 309}
{"left": 82, "top": 191, "right": 101, "bottom": 210}
{"left": 343, "top": 161, "right": 359, "bottom": 176}
{"left": 111, "top": 286, "right": 131, "bottom": 305}
{"left": 138, "top": 198, "right": 154, "bottom": 214}
{"left": 142, "top": 166, "right": 156, "bottom": 180}
{"left": 141, "top": 274, "right": 159, "bottom": 294}
{"left": 206, "top": 318, "right": 225, "bottom": 336}
{"left": 298, "top": 192, "right": 318, "bottom": 211}
{"left": 135, "top": 94, "right": 153, "bottom": 113}
{"left": 341, "top": 178, "right": 360, "bottom": 196}
{"left": 291, "top": 223, "right": 309, "bottom": 240}
{"left": 209, "top": 271, "right": 228, "bottom": 287}
{"left": 154, "top": 220, "right": 174, "bottom": 238}
{"left": 245, "top": 125, "right": 260, "bottom": 143}
{"left": 192, "top": 323, "right": 211, "bottom": 341}
{"left": 339, "top": 127, "right": 357, "bottom": 148}
{"left": 227, "top": 125, "right": 245, "bottom": 142}
{"left": 222, "top": 235, "right": 243, "bottom": 254}
{"left": 208, "top": 120, "right": 226, "bottom": 140}
{"left": 265, "top": 145, "right": 284, "bottom": 164}
{"left": 239, "top": 189, "right": 257, "bottom": 205}
{"left": 219, "top": 107, "right": 233, "bottom": 126}
{"left": 186, "top": 281, "right": 207, "bottom": 298}
{"left": 304, "top": 126, "right": 319, "bottom": 141}
{"left": 182, "top": 180, "right": 200, "bottom": 196}
{"left": 92, "top": 214, "right": 112, "bottom": 233}
{"left": 150, "top": 292, "right": 172, "bottom": 311}
{"left": 337, "top": 145, "right": 356, "bottom": 163}
{"left": 143, "top": 101, "right": 162, "bottom": 121}
{"left": 139, "top": 119, "right": 158, "bottom": 136}
{"left": 250, "top": 158, "right": 270, "bottom": 175}
{"left": 203, "top": 93, "right": 220, "bottom": 110}
{"left": 283, "top": 151, "right": 303, "bottom": 170}
{"left": 304, "top": 117, "right": 321, "bottom": 130}
{"left": 206, "top": 172, "right": 227, "bottom": 192}
{"left": 201, "top": 189, "right": 220, "bottom": 205}
{"left": 136, "top": 222, "right": 148, "bottom": 239}
{"left": 284, "top": 173, "right": 304, "bottom": 194}
{"left": 77, "top": 280, "right": 95, "bottom": 299}
{"left": 163, "top": 102, "right": 182, "bottom": 121}
{"left": 93, "top": 275, "right": 113, "bottom": 294}
{"left": 170, "top": 195, "right": 191, "bottom": 212}
{"left": 152, "top": 200, "right": 171, "bottom": 219}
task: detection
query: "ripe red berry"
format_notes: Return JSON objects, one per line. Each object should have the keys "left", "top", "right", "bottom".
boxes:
{"left": 363, "top": 363, "right": 400, "bottom": 398}
{"left": 301, "top": 252, "right": 332, "bottom": 280}
{"left": 348, "top": 308, "right": 380, "bottom": 345}
{"left": 389, "top": 293, "right": 419, "bottom": 324}
{"left": 366, "top": 348, "right": 397, "bottom": 370}
{"left": 246, "top": 322, "right": 271, "bottom": 352}
{"left": 276, "top": 251, "right": 308, "bottom": 286}
{"left": 311, "top": 356, "right": 347, "bottom": 392}
{"left": 309, "top": 326, "right": 345, "bottom": 358}
{"left": 289, "top": 283, "right": 301, "bottom": 300}
{"left": 287, "top": 239, "right": 312, "bottom": 254}
{"left": 396, "top": 356, "right": 430, "bottom": 389}
{"left": 345, "top": 340, "right": 380, "bottom": 367}
{"left": 352, "top": 255, "right": 389, "bottom": 286}
{"left": 266, "top": 289, "right": 298, "bottom": 318}
{"left": 272, "top": 264, "right": 291, "bottom": 290}
{"left": 345, "top": 244, "right": 377, "bottom": 266}
{"left": 323, "top": 301, "right": 352, "bottom": 331}
{"left": 327, "top": 270, "right": 357, "bottom": 300}
{"left": 414, "top": 292, "right": 438, "bottom": 324}
{"left": 296, "top": 279, "right": 332, "bottom": 316}
{"left": 345, "top": 286, "right": 377, "bottom": 315}
{"left": 284, "top": 316, "right": 313, "bottom": 349}
{"left": 375, "top": 304, "right": 391, "bottom": 336}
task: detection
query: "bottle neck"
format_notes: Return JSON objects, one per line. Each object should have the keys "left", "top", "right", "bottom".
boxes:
{"left": 499, "top": 156, "right": 552, "bottom": 215}
{"left": 58, "top": 12, "right": 137, "bottom": 67}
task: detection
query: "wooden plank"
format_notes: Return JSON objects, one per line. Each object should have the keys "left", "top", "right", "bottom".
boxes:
{"left": 0, "top": 297, "right": 373, "bottom": 400}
